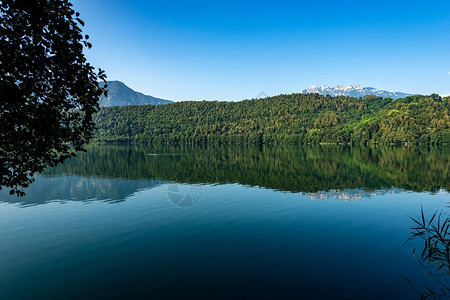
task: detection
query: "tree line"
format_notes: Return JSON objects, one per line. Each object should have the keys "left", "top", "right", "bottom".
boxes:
{"left": 93, "top": 93, "right": 450, "bottom": 145}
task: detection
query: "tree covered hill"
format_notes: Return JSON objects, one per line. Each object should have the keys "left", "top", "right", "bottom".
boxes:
{"left": 93, "top": 93, "right": 450, "bottom": 145}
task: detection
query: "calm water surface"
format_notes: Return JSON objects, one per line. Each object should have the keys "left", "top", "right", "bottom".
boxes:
{"left": 0, "top": 145, "right": 449, "bottom": 299}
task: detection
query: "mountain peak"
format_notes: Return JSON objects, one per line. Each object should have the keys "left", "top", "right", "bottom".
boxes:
{"left": 334, "top": 84, "right": 362, "bottom": 90}
{"left": 99, "top": 81, "right": 172, "bottom": 107}
{"left": 303, "top": 84, "right": 412, "bottom": 99}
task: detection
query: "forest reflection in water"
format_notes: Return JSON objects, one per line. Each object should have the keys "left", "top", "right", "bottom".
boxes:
{"left": 1, "top": 144, "right": 448, "bottom": 205}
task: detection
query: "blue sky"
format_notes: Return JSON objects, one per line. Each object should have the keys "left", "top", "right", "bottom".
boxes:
{"left": 73, "top": 0, "right": 450, "bottom": 101}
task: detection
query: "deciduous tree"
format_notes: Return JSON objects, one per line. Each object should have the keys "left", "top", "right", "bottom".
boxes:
{"left": 0, "top": 0, "right": 107, "bottom": 195}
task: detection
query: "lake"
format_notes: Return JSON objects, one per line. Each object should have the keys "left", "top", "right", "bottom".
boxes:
{"left": 0, "top": 145, "right": 449, "bottom": 299}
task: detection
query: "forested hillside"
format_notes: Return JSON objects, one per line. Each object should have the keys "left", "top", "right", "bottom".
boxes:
{"left": 93, "top": 93, "right": 450, "bottom": 145}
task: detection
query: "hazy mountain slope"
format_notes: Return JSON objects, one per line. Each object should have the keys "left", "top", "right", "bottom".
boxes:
{"left": 99, "top": 81, "right": 172, "bottom": 107}
{"left": 302, "top": 84, "right": 413, "bottom": 99}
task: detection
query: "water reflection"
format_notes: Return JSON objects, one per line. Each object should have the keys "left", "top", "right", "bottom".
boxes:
{"left": 301, "top": 188, "right": 403, "bottom": 201}
{"left": 0, "top": 144, "right": 448, "bottom": 205}
{"left": 0, "top": 175, "right": 165, "bottom": 206}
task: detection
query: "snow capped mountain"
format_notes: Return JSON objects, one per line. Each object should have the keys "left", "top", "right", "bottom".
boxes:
{"left": 302, "top": 84, "right": 413, "bottom": 99}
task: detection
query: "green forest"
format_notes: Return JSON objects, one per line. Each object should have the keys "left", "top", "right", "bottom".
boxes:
{"left": 93, "top": 93, "right": 450, "bottom": 145}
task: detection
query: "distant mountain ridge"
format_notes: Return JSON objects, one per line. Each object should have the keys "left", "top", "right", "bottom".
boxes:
{"left": 99, "top": 81, "right": 172, "bottom": 107}
{"left": 302, "top": 84, "right": 413, "bottom": 99}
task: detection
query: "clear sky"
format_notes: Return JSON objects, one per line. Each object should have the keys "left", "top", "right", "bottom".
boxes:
{"left": 72, "top": 0, "right": 450, "bottom": 101}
